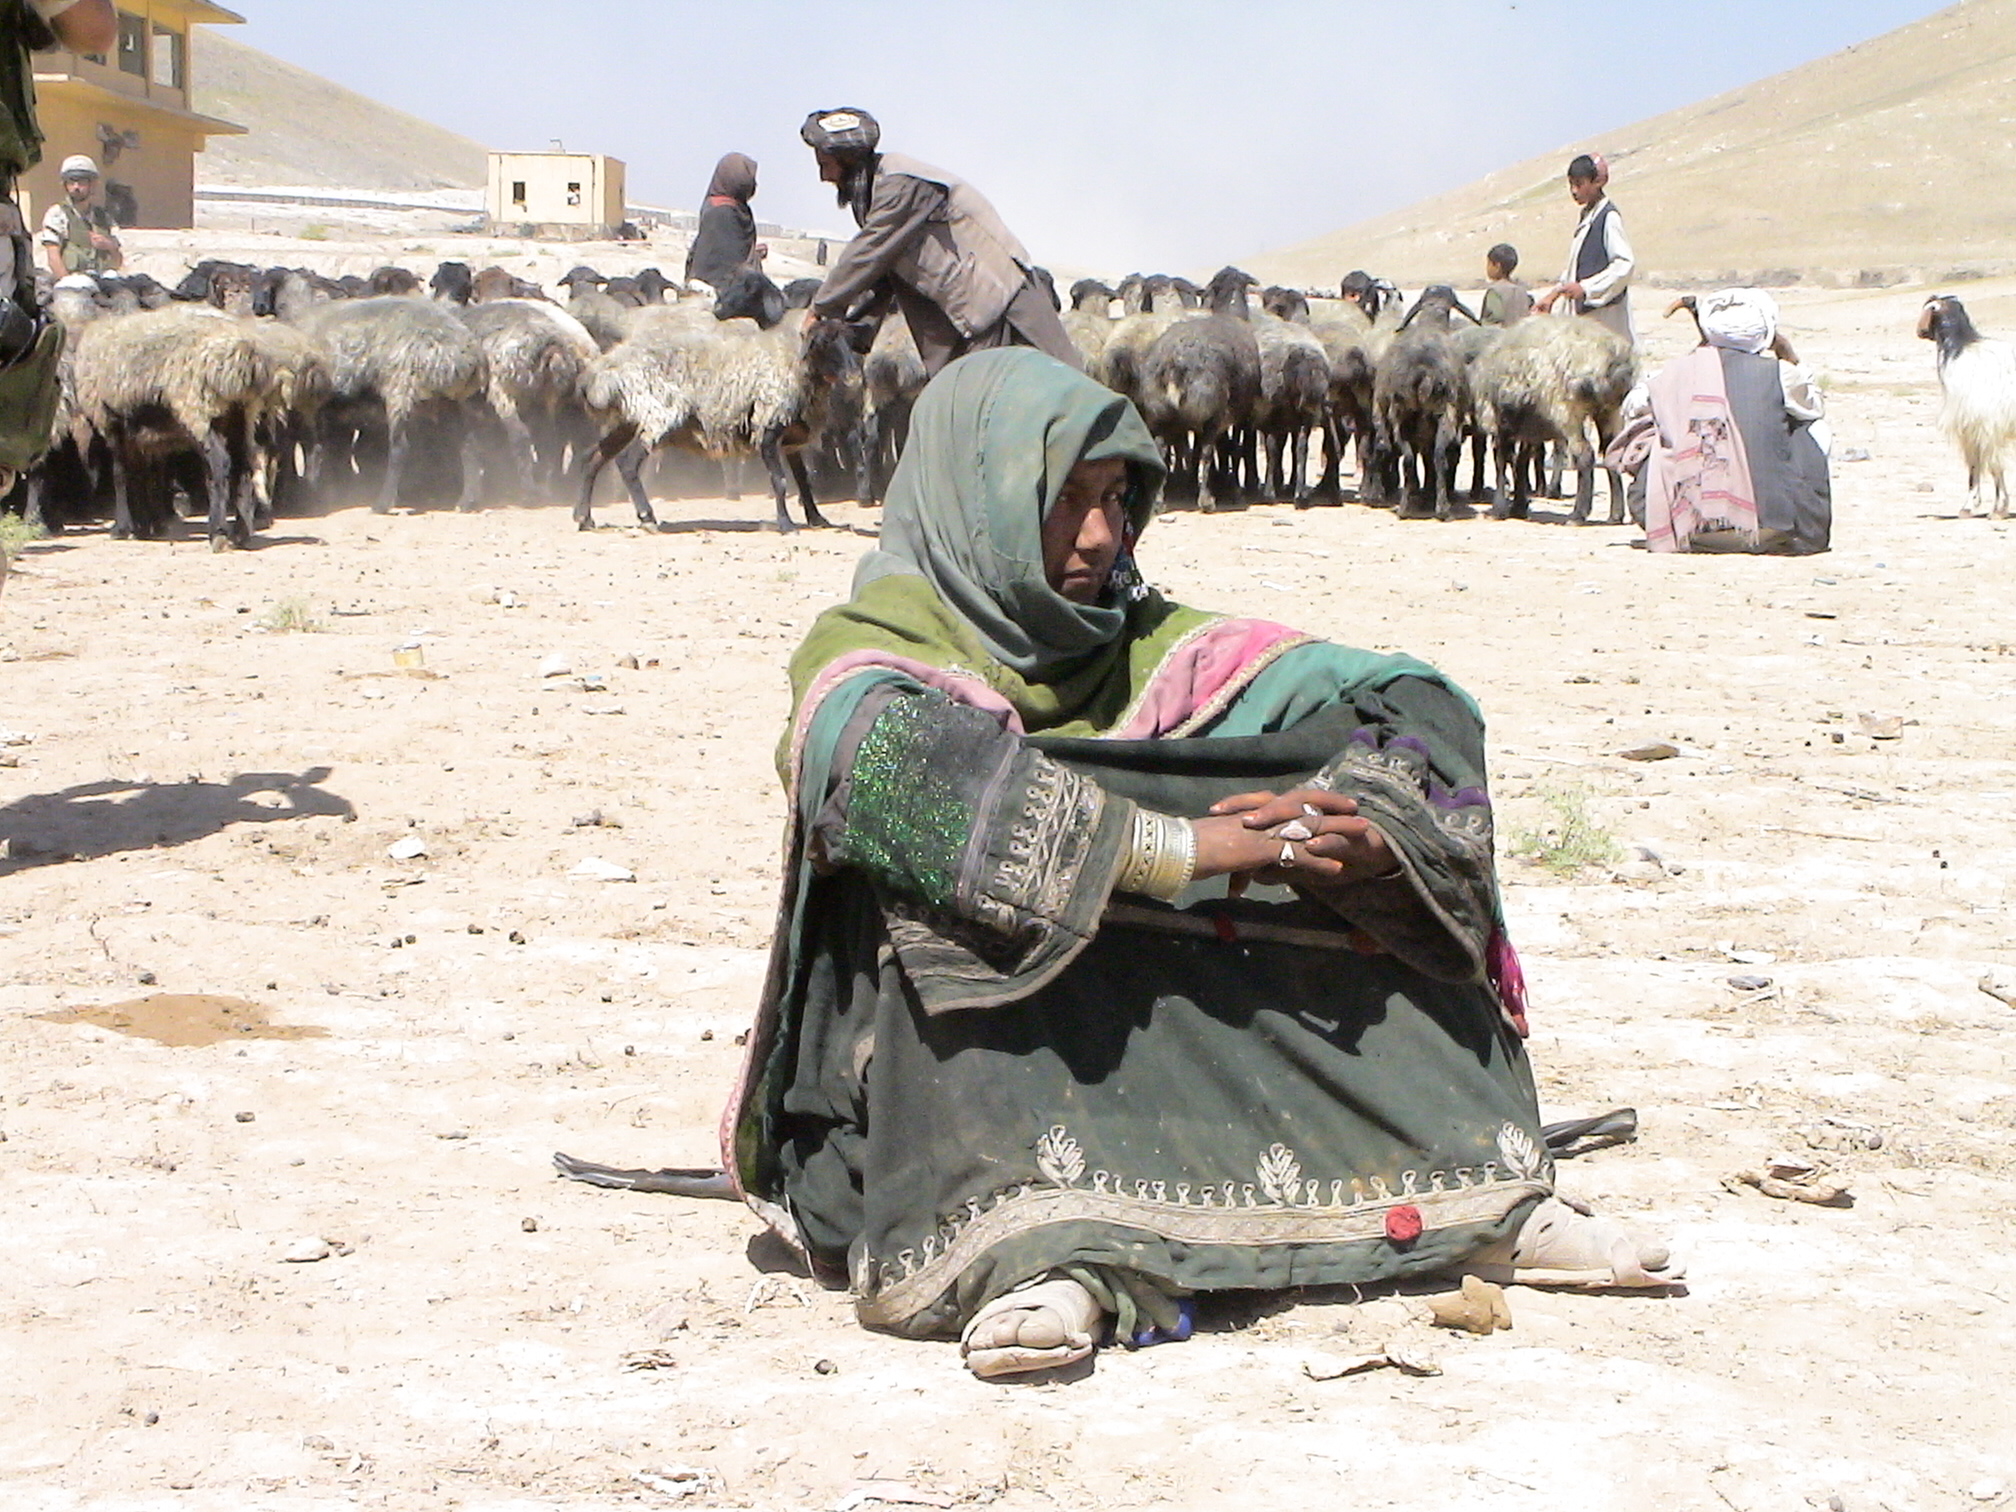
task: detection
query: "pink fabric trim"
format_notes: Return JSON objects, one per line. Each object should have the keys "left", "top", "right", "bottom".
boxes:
{"left": 1487, "top": 929, "right": 1530, "bottom": 1038}
{"left": 1111, "top": 618, "right": 1311, "bottom": 740}
{"left": 1644, "top": 346, "right": 1759, "bottom": 554}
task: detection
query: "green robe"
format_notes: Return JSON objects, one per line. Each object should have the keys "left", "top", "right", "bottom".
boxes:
{"left": 725, "top": 349, "right": 1549, "bottom": 1338}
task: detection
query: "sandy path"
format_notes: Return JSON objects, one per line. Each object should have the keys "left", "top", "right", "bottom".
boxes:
{"left": 1, "top": 282, "right": 2012, "bottom": 1512}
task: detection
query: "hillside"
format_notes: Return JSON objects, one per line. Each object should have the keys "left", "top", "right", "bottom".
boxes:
{"left": 1253, "top": 0, "right": 2016, "bottom": 290}
{"left": 191, "top": 32, "right": 487, "bottom": 192}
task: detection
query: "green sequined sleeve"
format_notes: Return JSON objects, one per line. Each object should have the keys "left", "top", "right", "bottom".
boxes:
{"left": 811, "top": 683, "right": 1135, "bottom": 1013}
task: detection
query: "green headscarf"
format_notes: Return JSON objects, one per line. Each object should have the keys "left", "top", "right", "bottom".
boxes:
{"left": 853, "top": 347, "right": 1166, "bottom": 678}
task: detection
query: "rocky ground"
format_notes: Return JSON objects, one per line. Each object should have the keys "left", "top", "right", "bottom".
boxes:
{"left": 1, "top": 281, "right": 2012, "bottom": 1512}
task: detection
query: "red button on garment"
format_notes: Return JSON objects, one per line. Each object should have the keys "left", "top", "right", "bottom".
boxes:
{"left": 1385, "top": 1204, "right": 1423, "bottom": 1244}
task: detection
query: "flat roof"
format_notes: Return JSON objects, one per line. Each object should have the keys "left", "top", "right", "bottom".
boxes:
{"left": 32, "top": 73, "right": 246, "bottom": 134}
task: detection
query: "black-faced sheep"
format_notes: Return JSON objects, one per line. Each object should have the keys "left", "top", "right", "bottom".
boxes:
{"left": 1373, "top": 285, "right": 1478, "bottom": 520}
{"left": 576, "top": 285, "right": 861, "bottom": 533}
{"left": 1139, "top": 267, "right": 1263, "bottom": 511}
{"left": 296, "top": 296, "right": 488, "bottom": 513}
{"left": 1063, "top": 279, "right": 1116, "bottom": 370}
{"left": 1916, "top": 293, "right": 2016, "bottom": 519}
{"left": 1252, "top": 286, "right": 1331, "bottom": 503}
{"left": 69, "top": 305, "right": 328, "bottom": 548}
{"left": 458, "top": 299, "right": 603, "bottom": 499}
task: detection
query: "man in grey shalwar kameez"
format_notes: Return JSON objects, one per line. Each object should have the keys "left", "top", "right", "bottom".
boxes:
{"left": 800, "top": 108, "right": 1079, "bottom": 377}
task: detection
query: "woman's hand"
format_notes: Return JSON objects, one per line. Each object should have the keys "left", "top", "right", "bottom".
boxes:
{"left": 1206, "top": 789, "right": 1403, "bottom": 889}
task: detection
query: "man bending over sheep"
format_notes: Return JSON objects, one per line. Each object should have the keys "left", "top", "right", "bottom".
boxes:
{"left": 799, "top": 107, "right": 1079, "bottom": 377}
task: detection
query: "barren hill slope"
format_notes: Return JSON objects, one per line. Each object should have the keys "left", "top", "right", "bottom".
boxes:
{"left": 1253, "top": 0, "right": 2016, "bottom": 290}
{"left": 192, "top": 32, "right": 486, "bottom": 192}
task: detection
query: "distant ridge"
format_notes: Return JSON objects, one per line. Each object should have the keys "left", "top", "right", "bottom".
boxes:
{"left": 1252, "top": 0, "right": 2016, "bottom": 291}
{"left": 193, "top": 32, "right": 487, "bottom": 193}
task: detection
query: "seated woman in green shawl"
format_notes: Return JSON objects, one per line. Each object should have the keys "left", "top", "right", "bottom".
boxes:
{"left": 727, "top": 347, "right": 1679, "bottom": 1380}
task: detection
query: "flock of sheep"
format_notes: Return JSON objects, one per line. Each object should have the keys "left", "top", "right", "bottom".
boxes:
{"left": 8, "top": 253, "right": 2011, "bottom": 548}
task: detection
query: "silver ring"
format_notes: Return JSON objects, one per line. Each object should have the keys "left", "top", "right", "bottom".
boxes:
{"left": 1278, "top": 841, "right": 1297, "bottom": 866}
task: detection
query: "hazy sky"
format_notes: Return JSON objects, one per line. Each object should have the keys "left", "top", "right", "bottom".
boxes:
{"left": 229, "top": 0, "right": 1951, "bottom": 273}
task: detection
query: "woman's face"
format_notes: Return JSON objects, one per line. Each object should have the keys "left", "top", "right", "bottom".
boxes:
{"left": 1042, "top": 457, "right": 1129, "bottom": 604}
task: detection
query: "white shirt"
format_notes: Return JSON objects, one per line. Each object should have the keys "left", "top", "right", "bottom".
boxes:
{"left": 1562, "top": 195, "right": 1635, "bottom": 307}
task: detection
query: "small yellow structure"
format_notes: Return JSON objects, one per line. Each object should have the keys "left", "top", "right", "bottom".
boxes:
{"left": 23, "top": 0, "right": 246, "bottom": 230}
{"left": 486, "top": 152, "right": 626, "bottom": 239}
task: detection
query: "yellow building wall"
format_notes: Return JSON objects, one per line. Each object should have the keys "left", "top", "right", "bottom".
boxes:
{"left": 20, "top": 91, "right": 202, "bottom": 231}
{"left": 22, "top": 0, "right": 243, "bottom": 232}
{"left": 487, "top": 153, "right": 626, "bottom": 232}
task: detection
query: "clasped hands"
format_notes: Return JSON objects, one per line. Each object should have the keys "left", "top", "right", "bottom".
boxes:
{"left": 1189, "top": 788, "right": 1400, "bottom": 896}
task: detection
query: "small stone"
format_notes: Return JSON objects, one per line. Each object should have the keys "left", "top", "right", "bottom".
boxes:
{"left": 521, "top": 1217, "right": 539, "bottom": 1233}
{"left": 508, "top": 930, "right": 526, "bottom": 945}
{"left": 1727, "top": 975, "right": 1773, "bottom": 992}
{"left": 1969, "top": 1479, "right": 2005, "bottom": 1502}
{"left": 616, "top": 654, "right": 640, "bottom": 670}
{"left": 302, "top": 1434, "right": 333, "bottom": 1451}
{"left": 700, "top": 1029, "right": 714, "bottom": 1042}
{"left": 813, "top": 1358, "right": 838, "bottom": 1375}
{"left": 137, "top": 970, "right": 158, "bottom": 986}
{"left": 571, "top": 857, "right": 635, "bottom": 882}
{"left": 282, "top": 1236, "right": 332, "bottom": 1263}
{"left": 386, "top": 835, "right": 428, "bottom": 862}
{"left": 1979, "top": 968, "right": 2016, "bottom": 1008}
{"left": 1840, "top": 447, "right": 1871, "bottom": 462}
{"left": 234, "top": 1110, "right": 256, "bottom": 1123}
{"left": 538, "top": 652, "right": 572, "bottom": 679}
{"left": 144, "top": 1412, "right": 160, "bottom": 1426}
{"left": 1619, "top": 743, "right": 1680, "bottom": 762}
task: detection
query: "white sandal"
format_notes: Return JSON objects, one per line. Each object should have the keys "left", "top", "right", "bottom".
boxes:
{"left": 1466, "top": 1195, "right": 1685, "bottom": 1289}
{"left": 959, "top": 1273, "right": 1104, "bottom": 1380}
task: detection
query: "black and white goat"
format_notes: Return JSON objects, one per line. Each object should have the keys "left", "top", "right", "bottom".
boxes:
{"left": 1917, "top": 294, "right": 2016, "bottom": 519}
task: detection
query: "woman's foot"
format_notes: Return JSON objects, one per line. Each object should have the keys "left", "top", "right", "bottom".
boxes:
{"left": 1466, "top": 1195, "right": 1684, "bottom": 1289}
{"left": 960, "top": 1274, "right": 1104, "bottom": 1380}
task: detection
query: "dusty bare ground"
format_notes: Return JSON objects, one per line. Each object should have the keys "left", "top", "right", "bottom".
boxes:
{"left": 2, "top": 282, "right": 2013, "bottom": 1512}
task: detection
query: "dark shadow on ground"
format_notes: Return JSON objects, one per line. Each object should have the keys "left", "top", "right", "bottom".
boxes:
{"left": 0, "top": 767, "right": 353, "bottom": 875}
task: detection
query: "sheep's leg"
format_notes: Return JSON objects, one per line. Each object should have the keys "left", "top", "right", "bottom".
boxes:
{"left": 1263, "top": 430, "right": 1287, "bottom": 503}
{"left": 786, "top": 443, "right": 831, "bottom": 529}
{"left": 376, "top": 409, "right": 408, "bottom": 515}
{"left": 1432, "top": 416, "right": 1459, "bottom": 521}
{"left": 573, "top": 421, "right": 642, "bottom": 530}
{"left": 1312, "top": 415, "right": 1342, "bottom": 503}
{"left": 107, "top": 423, "right": 136, "bottom": 541}
{"left": 1288, "top": 423, "right": 1311, "bottom": 504}
{"left": 454, "top": 403, "right": 487, "bottom": 513}
{"left": 201, "top": 427, "right": 237, "bottom": 552}
{"left": 1604, "top": 464, "right": 1628, "bottom": 525}
{"left": 1196, "top": 425, "right": 1223, "bottom": 513}
{"left": 720, "top": 455, "right": 743, "bottom": 501}
{"left": 760, "top": 431, "right": 798, "bottom": 533}
{"left": 1466, "top": 425, "right": 1488, "bottom": 501}
{"left": 1565, "top": 438, "right": 1598, "bottom": 524}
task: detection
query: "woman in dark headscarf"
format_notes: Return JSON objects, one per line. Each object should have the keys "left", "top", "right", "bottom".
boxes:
{"left": 684, "top": 151, "right": 763, "bottom": 290}
{"left": 726, "top": 348, "right": 1679, "bottom": 1380}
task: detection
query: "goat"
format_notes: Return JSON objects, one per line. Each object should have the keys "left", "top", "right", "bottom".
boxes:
{"left": 1916, "top": 294, "right": 2016, "bottom": 519}
{"left": 1472, "top": 314, "right": 1636, "bottom": 524}
{"left": 1373, "top": 285, "right": 1478, "bottom": 520}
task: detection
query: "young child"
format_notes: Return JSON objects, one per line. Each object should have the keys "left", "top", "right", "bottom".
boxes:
{"left": 1481, "top": 243, "right": 1533, "bottom": 327}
